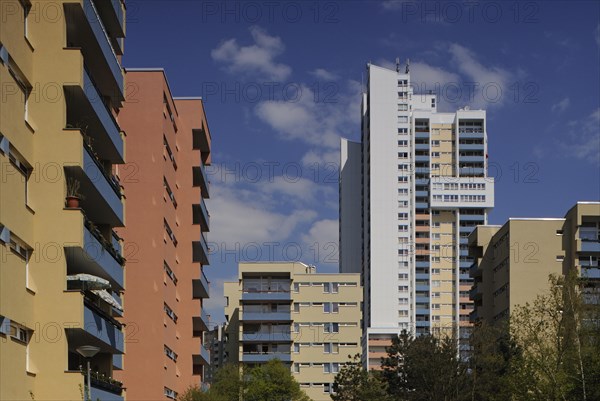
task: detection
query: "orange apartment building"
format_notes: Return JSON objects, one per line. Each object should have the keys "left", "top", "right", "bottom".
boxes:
{"left": 115, "top": 69, "right": 212, "bottom": 399}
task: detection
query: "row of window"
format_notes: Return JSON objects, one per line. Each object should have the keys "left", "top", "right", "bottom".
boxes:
{"left": 164, "top": 303, "right": 178, "bottom": 322}
{"left": 294, "top": 362, "right": 340, "bottom": 374}
{"left": 294, "top": 302, "right": 358, "bottom": 313}
{"left": 293, "top": 342, "right": 358, "bottom": 353}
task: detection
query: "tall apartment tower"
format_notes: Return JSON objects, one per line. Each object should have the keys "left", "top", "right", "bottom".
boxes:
{"left": 0, "top": 1, "right": 127, "bottom": 399}
{"left": 340, "top": 62, "right": 494, "bottom": 369}
{"left": 470, "top": 202, "right": 600, "bottom": 324}
{"left": 224, "top": 262, "right": 362, "bottom": 401}
{"left": 115, "top": 70, "right": 212, "bottom": 399}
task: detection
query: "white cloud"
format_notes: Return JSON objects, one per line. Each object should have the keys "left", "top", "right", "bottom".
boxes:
{"left": 211, "top": 26, "right": 292, "bottom": 81}
{"left": 254, "top": 80, "right": 362, "bottom": 149}
{"left": 207, "top": 183, "right": 317, "bottom": 247}
{"left": 301, "top": 219, "right": 339, "bottom": 266}
{"left": 259, "top": 176, "right": 335, "bottom": 206}
{"left": 410, "top": 61, "right": 460, "bottom": 91}
{"left": 301, "top": 149, "right": 340, "bottom": 168}
{"left": 559, "top": 109, "right": 600, "bottom": 165}
{"left": 551, "top": 97, "right": 570, "bottom": 114}
{"left": 310, "top": 68, "right": 339, "bottom": 81}
{"left": 448, "top": 43, "right": 512, "bottom": 108}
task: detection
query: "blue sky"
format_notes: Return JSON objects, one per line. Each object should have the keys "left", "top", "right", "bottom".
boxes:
{"left": 122, "top": 1, "right": 600, "bottom": 324}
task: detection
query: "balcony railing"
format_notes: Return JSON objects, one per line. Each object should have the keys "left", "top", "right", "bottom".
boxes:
{"left": 83, "top": 370, "right": 123, "bottom": 396}
{"left": 83, "top": 140, "right": 122, "bottom": 198}
{"left": 84, "top": 218, "right": 125, "bottom": 266}
{"left": 83, "top": 0, "right": 123, "bottom": 95}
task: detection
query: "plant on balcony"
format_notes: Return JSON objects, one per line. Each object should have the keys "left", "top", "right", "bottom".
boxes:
{"left": 81, "top": 369, "right": 123, "bottom": 396}
{"left": 66, "top": 178, "right": 85, "bottom": 208}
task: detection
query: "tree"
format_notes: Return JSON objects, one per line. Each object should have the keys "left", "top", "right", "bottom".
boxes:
{"left": 508, "top": 273, "right": 600, "bottom": 401}
{"left": 466, "top": 322, "right": 514, "bottom": 401}
{"left": 381, "top": 331, "right": 468, "bottom": 401}
{"left": 179, "top": 360, "right": 308, "bottom": 401}
{"left": 244, "top": 359, "right": 310, "bottom": 401}
{"left": 331, "top": 354, "right": 390, "bottom": 401}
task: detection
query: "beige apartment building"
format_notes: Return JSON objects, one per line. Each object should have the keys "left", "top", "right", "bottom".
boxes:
{"left": 1, "top": 0, "right": 127, "bottom": 399}
{"left": 224, "top": 262, "right": 362, "bottom": 401}
{"left": 469, "top": 202, "right": 600, "bottom": 323}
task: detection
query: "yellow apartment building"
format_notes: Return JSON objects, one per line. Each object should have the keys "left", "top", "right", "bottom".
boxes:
{"left": 224, "top": 262, "right": 362, "bottom": 401}
{"left": 1, "top": 1, "right": 127, "bottom": 399}
{"left": 469, "top": 202, "right": 600, "bottom": 323}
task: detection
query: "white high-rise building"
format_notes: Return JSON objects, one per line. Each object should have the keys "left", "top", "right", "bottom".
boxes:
{"left": 339, "top": 62, "right": 495, "bottom": 369}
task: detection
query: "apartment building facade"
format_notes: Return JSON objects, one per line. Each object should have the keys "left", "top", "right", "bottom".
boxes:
{"left": 469, "top": 202, "right": 600, "bottom": 323}
{"left": 114, "top": 69, "right": 212, "bottom": 399}
{"left": 340, "top": 62, "right": 494, "bottom": 369}
{"left": 224, "top": 262, "right": 362, "bottom": 401}
{"left": 0, "top": 0, "right": 127, "bottom": 399}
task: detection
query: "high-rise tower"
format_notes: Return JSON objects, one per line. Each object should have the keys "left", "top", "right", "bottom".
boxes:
{"left": 340, "top": 62, "right": 494, "bottom": 369}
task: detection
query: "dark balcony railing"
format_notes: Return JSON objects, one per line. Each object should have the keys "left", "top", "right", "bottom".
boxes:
{"left": 83, "top": 370, "right": 123, "bottom": 396}
{"left": 84, "top": 218, "right": 125, "bottom": 266}
{"left": 83, "top": 140, "right": 122, "bottom": 198}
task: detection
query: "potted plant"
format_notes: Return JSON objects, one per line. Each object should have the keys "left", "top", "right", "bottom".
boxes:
{"left": 66, "top": 178, "right": 84, "bottom": 208}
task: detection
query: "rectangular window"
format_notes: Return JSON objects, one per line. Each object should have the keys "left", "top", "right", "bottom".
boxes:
{"left": 323, "top": 283, "right": 331, "bottom": 293}
{"left": 323, "top": 303, "right": 331, "bottom": 313}
{"left": 332, "top": 283, "right": 339, "bottom": 293}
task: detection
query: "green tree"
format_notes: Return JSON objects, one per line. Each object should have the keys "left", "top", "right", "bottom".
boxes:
{"left": 244, "top": 359, "right": 310, "bottom": 401}
{"left": 381, "top": 331, "right": 468, "bottom": 401}
{"left": 509, "top": 273, "right": 600, "bottom": 401}
{"left": 331, "top": 354, "right": 390, "bottom": 401}
{"left": 466, "top": 322, "right": 514, "bottom": 401}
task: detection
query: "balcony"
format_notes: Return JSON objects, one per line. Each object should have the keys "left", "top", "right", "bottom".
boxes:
{"left": 65, "top": 68, "right": 124, "bottom": 163}
{"left": 415, "top": 155, "right": 429, "bottom": 162}
{"left": 91, "top": 383, "right": 123, "bottom": 401}
{"left": 67, "top": 300, "right": 124, "bottom": 356}
{"left": 415, "top": 131, "right": 429, "bottom": 139}
{"left": 459, "top": 155, "right": 485, "bottom": 163}
{"left": 415, "top": 202, "right": 429, "bottom": 209}
{"left": 193, "top": 345, "right": 210, "bottom": 366}
{"left": 415, "top": 261, "right": 429, "bottom": 268}
{"left": 469, "top": 263, "right": 482, "bottom": 278}
{"left": 416, "top": 284, "right": 429, "bottom": 291}
{"left": 459, "top": 130, "right": 484, "bottom": 139}
{"left": 416, "top": 296, "right": 429, "bottom": 303}
{"left": 416, "top": 308, "right": 430, "bottom": 315}
{"left": 193, "top": 165, "right": 210, "bottom": 198}
{"left": 93, "top": 0, "right": 126, "bottom": 40}
{"left": 193, "top": 127, "right": 211, "bottom": 154}
{"left": 460, "top": 214, "right": 485, "bottom": 222}
{"left": 241, "top": 291, "right": 292, "bottom": 302}
{"left": 415, "top": 143, "right": 429, "bottom": 151}
{"left": 193, "top": 308, "right": 211, "bottom": 332}
{"left": 460, "top": 226, "right": 476, "bottom": 234}
{"left": 241, "top": 332, "right": 292, "bottom": 342}
{"left": 242, "top": 352, "right": 292, "bottom": 363}
{"left": 241, "top": 312, "right": 292, "bottom": 322}
{"left": 192, "top": 270, "right": 210, "bottom": 299}
{"left": 65, "top": 144, "right": 124, "bottom": 227}
{"left": 193, "top": 199, "right": 210, "bottom": 232}
{"left": 65, "top": 0, "right": 124, "bottom": 101}
{"left": 469, "top": 285, "right": 483, "bottom": 301}
{"left": 415, "top": 273, "right": 429, "bottom": 280}
{"left": 192, "top": 233, "right": 210, "bottom": 265}
{"left": 459, "top": 167, "right": 485, "bottom": 176}
{"left": 415, "top": 321, "right": 430, "bottom": 328}
{"left": 459, "top": 143, "right": 484, "bottom": 151}
{"left": 581, "top": 268, "right": 600, "bottom": 279}
{"left": 579, "top": 241, "right": 600, "bottom": 253}
{"left": 415, "top": 178, "right": 429, "bottom": 185}
{"left": 65, "top": 220, "right": 124, "bottom": 291}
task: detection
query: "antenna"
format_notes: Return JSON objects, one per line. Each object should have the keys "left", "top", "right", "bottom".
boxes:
{"left": 405, "top": 58, "right": 410, "bottom": 74}
{"left": 396, "top": 57, "right": 400, "bottom": 72}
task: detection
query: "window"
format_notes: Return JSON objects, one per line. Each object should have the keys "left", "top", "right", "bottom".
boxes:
{"left": 431, "top": 140, "right": 440, "bottom": 147}
{"left": 8, "top": 146, "right": 31, "bottom": 205}
{"left": 332, "top": 303, "right": 339, "bottom": 313}
{"left": 332, "top": 283, "right": 339, "bottom": 293}
{"left": 293, "top": 282, "right": 299, "bottom": 292}
{"left": 164, "top": 261, "right": 177, "bottom": 285}
{"left": 164, "top": 345, "right": 178, "bottom": 361}
{"left": 293, "top": 343, "right": 300, "bottom": 353}
{"left": 293, "top": 363, "right": 300, "bottom": 373}
{"left": 398, "top": 128, "right": 408, "bottom": 134}
{"left": 324, "top": 363, "right": 331, "bottom": 373}
{"left": 164, "top": 387, "right": 177, "bottom": 400}
{"left": 324, "top": 323, "right": 339, "bottom": 333}
{"left": 399, "top": 286, "right": 409, "bottom": 292}
{"left": 324, "top": 383, "right": 332, "bottom": 394}
{"left": 164, "top": 303, "right": 177, "bottom": 323}
{"left": 398, "top": 310, "right": 408, "bottom": 317}
{"left": 163, "top": 178, "right": 177, "bottom": 208}
{"left": 323, "top": 283, "right": 331, "bottom": 293}
{"left": 10, "top": 324, "right": 29, "bottom": 343}
{"left": 323, "top": 303, "right": 331, "bottom": 313}
{"left": 398, "top": 273, "right": 409, "bottom": 280}
{"left": 431, "top": 152, "right": 440, "bottom": 158}
{"left": 164, "top": 220, "right": 177, "bottom": 246}
{"left": 398, "top": 140, "right": 408, "bottom": 146}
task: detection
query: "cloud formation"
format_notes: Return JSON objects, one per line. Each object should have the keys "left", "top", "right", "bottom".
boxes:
{"left": 211, "top": 26, "right": 292, "bottom": 81}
